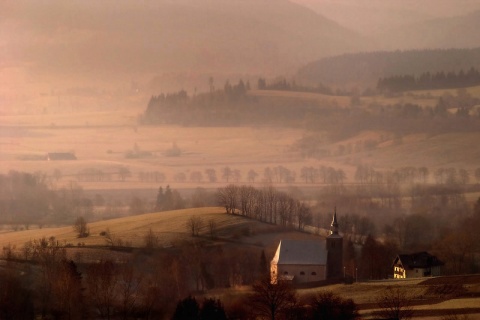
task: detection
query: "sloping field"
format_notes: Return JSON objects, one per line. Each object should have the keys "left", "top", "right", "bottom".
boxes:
{"left": 0, "top": 207, "right": 277, "bottom": 250}
{"left": 298, "top": 276, "right": 480, "bottom": 319}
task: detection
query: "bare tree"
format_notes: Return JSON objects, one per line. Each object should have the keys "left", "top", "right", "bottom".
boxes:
{"left": 187, "top": 216, "right": 204, "bottom": 236}
{"left": 117, "top": 262, "right": 143, "bottom": 320}
{"left": 86, "top": 260, "right": 118, "bottom": 320}
{"left": 117, "top": 166, "right": 132, "bottom": 182}
{"left": 247, "top": 169, "right": 258, "bottom": 183}
{"left": 31, "top": 237, "right": 67, "bottom": 318}
{"left": 208, "top": 219, "right": 217, "bottom": 238}
{"left": 217, "top": 184, "right": 238, "bottom": 214}
{"left": 376, "top": 287, "right": 414, "bottom": 320}
{"left": 73, "top": 216, "right": 89, "bottom": 238}
{"left": 222, "top": 166, "right": 232, "bottom": 182}
{"left": 144, "top": 228, "right": 159, "bottom": 250}
{"left": 103, "top": 228, "right": 117, "bottom": 247}
{"left": 249, "top": 276, "right": 297, "bottom": 320}
{"left": 205, "top": 168, "right": 217, "bottom": 183}
{"left": 51, "top": 260, "right": 83, "bottom": 319}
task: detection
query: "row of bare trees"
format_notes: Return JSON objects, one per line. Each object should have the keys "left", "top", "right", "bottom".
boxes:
{"left": 355, "top": 165, "right": 480, "bottom": 185}
{"left": 73, "top": 165, "right": 480, "bottom": 186}
{"left": 217, "top": 185, "right": 312, "bottom": 230}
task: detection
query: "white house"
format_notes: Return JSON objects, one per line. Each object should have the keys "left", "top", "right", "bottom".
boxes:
{"left": 393, "top": 252, "right": 444, "bottom": 279}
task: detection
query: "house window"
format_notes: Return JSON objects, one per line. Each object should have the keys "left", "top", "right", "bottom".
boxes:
{"left": 300, "top": 271, "right": 305, "bottom": 275}
{"left": 311, "top": 272, "right": 317, "bottom": 276}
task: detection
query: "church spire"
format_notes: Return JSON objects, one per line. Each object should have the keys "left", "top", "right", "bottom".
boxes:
{"left": 330, "top": 207, "right": 339, "bottom": 235}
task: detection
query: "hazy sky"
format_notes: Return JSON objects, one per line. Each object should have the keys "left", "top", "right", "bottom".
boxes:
{"left": 2, "top": 0, "right": 480, "bottom": 107}
{"left": 292, "top": 0, "right": 480, "bottom": 34}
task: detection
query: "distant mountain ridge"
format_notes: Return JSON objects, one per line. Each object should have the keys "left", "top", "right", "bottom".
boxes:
{"left": 297, "top": 47, "right": 480, "bottom": 88}
{"left": 2, "top": 0, "right": 366, "bottom": 90}
{"left": 379, "top": 10, "right": 480, "bottom": 51}
{"left": 291, "top": 0, "right": 480, "bottom": 50}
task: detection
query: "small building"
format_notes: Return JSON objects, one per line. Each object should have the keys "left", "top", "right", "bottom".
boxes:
{"left": 270, "top": 210, "right": 343, "bottom": 284}
{"left": 393, "top": 252, "right": 444, "bottom": 279}
{"left": 46, "top": 152, "right": 77, "bottom": 161}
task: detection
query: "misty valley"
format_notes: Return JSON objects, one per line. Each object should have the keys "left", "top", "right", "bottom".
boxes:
{"left": 2, "top": 1, "right": 480, "bottom": 319}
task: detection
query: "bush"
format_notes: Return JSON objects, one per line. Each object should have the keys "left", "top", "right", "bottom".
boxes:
{"left": 307, "top": 291, "right": 359, "bottom": 320}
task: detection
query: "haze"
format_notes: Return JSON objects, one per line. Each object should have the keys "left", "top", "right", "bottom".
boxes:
{"left": 2, "top": 1, "right": 480, "bottom": 318}
{"left": 2, "top": 0, "right": 480, "bottom": 107}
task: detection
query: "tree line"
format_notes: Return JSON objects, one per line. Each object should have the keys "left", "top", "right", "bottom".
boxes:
{"left": 3, "top": 163, "right": 480, "bottom": 228}
{"left": 298, "top": 47, "right": 480, "bottom": 89}
{"left": 377, "top": 67, "right": 480, "bottom": 92}
{"left": 257, "top": 77, "right": 339, "bottom": 96}
{"left": 141, "top": 83, "right": 480, "bottom": 143}
{"left": 73, "top": 165, "right": 480, "bottom": 186}
{"left": 142, "top": 79, "right": 253, "bottom": 126}
{"left": 217, "top": 185, "right": 312, "bottom": 230}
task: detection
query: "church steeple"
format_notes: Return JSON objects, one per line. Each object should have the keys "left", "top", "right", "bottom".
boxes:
{"left": 326, "top": 207, "right": 343, "bottom": 279}
{"left": 330, "top": 207, "right": 339, "bottom": 235}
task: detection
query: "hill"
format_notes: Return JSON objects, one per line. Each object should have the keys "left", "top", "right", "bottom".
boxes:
{"left": 379, "top": 10, "right": 480, "bottom": 51}
{"left": 292, "top": 0, "right": 480, "bottom": 53}
{"left": 1, "top": 0, "right": 365, "bottom": 96}
{"left": 297, "top": 48, "right": 480, "bottom": 87}
{"left": 0, "top": 207, "right": 322, "bottom": 256}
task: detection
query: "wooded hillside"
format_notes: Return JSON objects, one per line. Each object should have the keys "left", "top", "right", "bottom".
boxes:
{"left": 297, "top": 48, "right": 480, "bottom": 87}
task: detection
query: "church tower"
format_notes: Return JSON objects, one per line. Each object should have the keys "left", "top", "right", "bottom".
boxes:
{"left": 326, "top": 208, "right": 343, "bottom": 279}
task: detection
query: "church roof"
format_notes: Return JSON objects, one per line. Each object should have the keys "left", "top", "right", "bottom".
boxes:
{"left": 271, "top": 239, "right": 327, "bottom": 266}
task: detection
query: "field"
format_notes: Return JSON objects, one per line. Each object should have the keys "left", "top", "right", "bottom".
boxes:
{"left": 2, "top": 88, "right": 480, "bottom": 192}
{"left": 0, "top": 207, "right": 282, "bottom": 249}
{"left": 299, "top": 277, "right": 480, "bottom": 319}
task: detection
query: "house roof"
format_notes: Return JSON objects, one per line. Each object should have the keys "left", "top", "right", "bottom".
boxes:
{"left": 394, "top": 251, "right": 444, "bottom": 269}
{"left": 271, "top": 239, "right": 327, "bottom": 266}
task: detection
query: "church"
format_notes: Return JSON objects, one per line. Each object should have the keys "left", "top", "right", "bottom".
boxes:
{"left": 270, "top": 210, "right": 343, "bottom": 284}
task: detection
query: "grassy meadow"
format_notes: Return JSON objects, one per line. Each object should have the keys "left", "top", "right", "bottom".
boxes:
{"left": 0, "top": 207, "right": 277, "bottom": 249}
